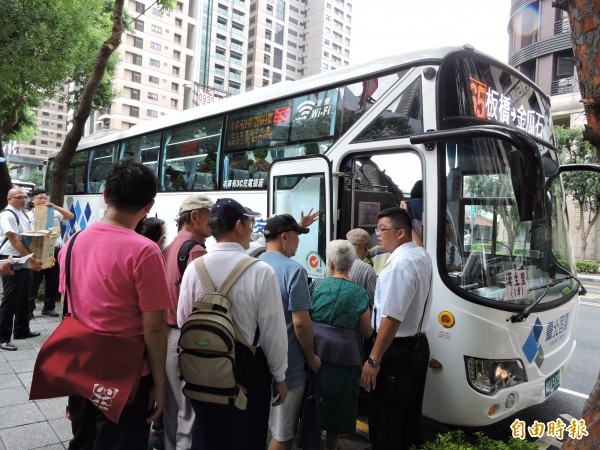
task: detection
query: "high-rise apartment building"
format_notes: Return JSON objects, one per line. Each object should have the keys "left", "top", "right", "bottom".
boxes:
{"left": 245, "top": 0, "right": 352, "bottom": 91}
{"left": 508, "top": 0, "right": 583, "bottom": 127}
{"left": 11, "top": 0, "right": 353, "bottom": 174}
{"left": 88, "top": 0, "right": 199, "bottom": 135}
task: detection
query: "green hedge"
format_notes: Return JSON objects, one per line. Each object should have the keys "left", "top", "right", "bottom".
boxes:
{"left": 576, "top": 261, "right": 600, "bottom": 274}
{"left": 413, "top": 430, "right": 537, "bottom": 450}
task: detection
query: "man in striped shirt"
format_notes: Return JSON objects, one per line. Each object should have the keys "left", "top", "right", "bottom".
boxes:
{"left": 346, "top": 228, "right": 377, "bottom": 307}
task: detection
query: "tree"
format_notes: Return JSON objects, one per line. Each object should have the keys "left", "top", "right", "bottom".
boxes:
{"left": 552, "top": 2, "right": 600, "bottom": 447}
{"left": 554, "top": 0, "right": 600, "bottom": 163}
{"left": 27, "top": 171, "right": 45, "bottom": 189}
{"left": 554, "top": 126, "right": 600, "bottom": 261}
{"left": 50, "top": 0, "right": 175, "bottom": 208}
{"left": 0, "top": 0, "right": 116, "bottom": 208}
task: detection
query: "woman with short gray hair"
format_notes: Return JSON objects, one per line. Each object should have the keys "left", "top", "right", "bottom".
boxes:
{"left": 325, "top": 239, "right": 355, "bottom": 273}
{"left": 310, "top": 239, "right": 372, "bottom": 450}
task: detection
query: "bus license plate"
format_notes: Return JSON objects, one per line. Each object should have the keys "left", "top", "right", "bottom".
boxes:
{"left": 545, "top": 370, "right": 560, "bottom": 397}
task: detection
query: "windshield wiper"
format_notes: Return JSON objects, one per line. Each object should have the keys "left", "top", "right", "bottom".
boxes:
{"left": 508, "top": 273, "right": 586, "bottom": 323}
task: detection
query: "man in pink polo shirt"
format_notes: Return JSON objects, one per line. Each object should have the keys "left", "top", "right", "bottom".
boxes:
{"left": 162, "top": 194, "right": 213, "bottom": 450}
{"left": 58, "top": 160, "right": 172, "bottom": 450}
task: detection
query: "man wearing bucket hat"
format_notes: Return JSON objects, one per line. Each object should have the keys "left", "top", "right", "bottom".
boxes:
{"left": 177, "top": 198, "right": 288, "bottom": 450}
{"left": 162, "top": 194, "right": 214, "bottom": 450}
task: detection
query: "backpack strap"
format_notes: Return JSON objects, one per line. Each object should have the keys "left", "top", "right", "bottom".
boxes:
{"left": 194, "top": 257, "right": 216, "bottom": 294}
{"left": 0, "top": 209, "right": 21, "bottom": 251}
{"left": 178, "top": 239, "right": 200, "bottom": 276}
{"left": 193, "top": 256, "right": 260, "bottom": 346}
{"left": 194, "top": 256, "right": 257, "bottom": 296}
{"left": 217, "top": 257, "right": 258, "bottom": 296}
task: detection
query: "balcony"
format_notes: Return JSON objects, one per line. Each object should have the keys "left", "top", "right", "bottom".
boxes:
{"left": 554, "top": 18, "right": 570, "bottom": 35}
{"left": 551, "top": 76, "right": 575, "bottom": 95}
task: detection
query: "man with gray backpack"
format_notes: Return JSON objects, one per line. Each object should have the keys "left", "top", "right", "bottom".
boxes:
{"left": 177, "top": 198, "right": 288, "bottom": 450}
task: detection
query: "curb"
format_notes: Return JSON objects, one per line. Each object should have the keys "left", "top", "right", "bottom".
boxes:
{"left": 534, "top": 413, "right": 573, "bottom": 449}
{"left": 578, "top": 275, "right": 600, "bottom": 286}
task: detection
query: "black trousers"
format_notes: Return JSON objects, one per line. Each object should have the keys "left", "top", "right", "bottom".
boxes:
{"left": 368, "top": 335, "right": 430, "bottom": 450}
{"left": 0, "top": 266, "right": 32, "bottom": 342}
{"left": 68, "top": 374, "right": 153, "bottom": 450}
{"left": 29, "top": 246, "right": 60, "bottom": 312}
{"left": 191, "top": 348, "right": 272, "bottom": 450}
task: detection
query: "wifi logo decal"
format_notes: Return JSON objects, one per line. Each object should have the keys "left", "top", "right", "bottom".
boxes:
{"left": 296, "top": 100, "right": 317, "bottom": 120}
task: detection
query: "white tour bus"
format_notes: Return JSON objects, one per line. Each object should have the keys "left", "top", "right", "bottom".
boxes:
{"left": 46, "top": 46, "right": 599, "bottom": 426}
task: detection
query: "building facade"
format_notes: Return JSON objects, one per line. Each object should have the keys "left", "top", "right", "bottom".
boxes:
{"left": 11, "top": 0, "right": 352, "bottom": 172}
{"left": 508, "top": 0, "right": 584, "bottom": 127}
{"left": 508, "top": 0, "right": 598, "bottom": 261}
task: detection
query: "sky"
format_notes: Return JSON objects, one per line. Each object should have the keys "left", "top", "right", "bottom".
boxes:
{"left": 351, "top": 0, "right": 511, "bottom": 65}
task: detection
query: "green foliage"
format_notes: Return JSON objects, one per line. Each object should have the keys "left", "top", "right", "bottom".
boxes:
{"left": 27, "top": 171, "right": 44, "bottom": 188}
{"left": 413, "top": 430, "right": 538, "bottom": 450}
{"left": 555, "top": 126, "right": 600, "bottom": 214}
{"left": 576, "top": 260, "right": 600, "bottom": 273}
{"left": 3, "top": 108, "right": 38, "bottom": 142}
{"left": 0, "top": 0, "right": 115, "bottom": 134}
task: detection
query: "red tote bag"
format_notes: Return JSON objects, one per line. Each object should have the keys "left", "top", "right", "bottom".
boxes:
{"left": 30, "top": 317, "right": 145, "bottom": 423}
{"left": 29, "top": 231, "right": 146, "bottom": 424}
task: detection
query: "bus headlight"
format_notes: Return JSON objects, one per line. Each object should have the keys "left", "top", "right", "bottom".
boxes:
{"left": 464, "top": 356, "right": 527, "bottom": 395}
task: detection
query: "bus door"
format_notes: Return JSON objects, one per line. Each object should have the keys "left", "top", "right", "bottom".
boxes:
{"left": 268, "top": 155, "right": 331, "bottom": 279}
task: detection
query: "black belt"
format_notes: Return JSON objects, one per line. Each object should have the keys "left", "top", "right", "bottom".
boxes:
{"left": 169, "top": 325, "right": 180, "bottom": 330}
{"left": 389, "top": 333, "right": 426, "bottom": 349}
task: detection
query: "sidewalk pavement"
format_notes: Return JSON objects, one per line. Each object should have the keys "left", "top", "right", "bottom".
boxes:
{"left": 578, "top": 272, "right": 600, "bottom": 286}
{"left": 0, "top": 310, "right": 70, "bottom": 450}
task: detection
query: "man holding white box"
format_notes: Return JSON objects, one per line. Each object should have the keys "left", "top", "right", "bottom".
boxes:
{"left": 27, "top": 189, "right": 74, "bottom": 318}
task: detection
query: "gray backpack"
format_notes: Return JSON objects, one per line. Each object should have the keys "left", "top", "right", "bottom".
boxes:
{"left": 178, "top": 256, "right": 258, "bottom": 410}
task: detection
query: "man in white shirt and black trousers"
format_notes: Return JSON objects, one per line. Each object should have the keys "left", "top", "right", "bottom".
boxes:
{"left": 0, "top": 188, "right": 44, "bottom": 351}
{"left": 361, "top": 207, "right": 433, "bottom": 450}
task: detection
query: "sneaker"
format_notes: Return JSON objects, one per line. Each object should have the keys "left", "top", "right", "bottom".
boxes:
{"left": 150, "top": 424, "right": 160, "bottom": 437}
{"left": 42, "top": 309, "right": 59, "bottom": 317}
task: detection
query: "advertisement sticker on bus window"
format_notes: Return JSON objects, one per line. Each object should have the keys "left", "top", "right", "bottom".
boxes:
{"left": 305, "top": 251, "right": 325, "bottom": 279}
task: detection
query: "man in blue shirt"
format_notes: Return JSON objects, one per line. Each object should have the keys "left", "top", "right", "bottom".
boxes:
{"left": 260, "top": 214, "right": 321, "bottom": 450}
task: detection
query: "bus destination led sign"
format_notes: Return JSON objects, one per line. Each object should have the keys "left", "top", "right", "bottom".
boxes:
{"left": 469, "top": 76, "right": 545, "bottom": 139}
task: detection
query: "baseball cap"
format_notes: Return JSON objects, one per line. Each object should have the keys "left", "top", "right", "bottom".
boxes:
{"left": 178, "top": 194, "right": 214, "bottom": 215}
{"left": 210, "top": 198, "right": 261, "bottom": 224}
{"left": 264, "top": 214, "right": 310, "bottom": 238}
{"left": 346, "top": 228, "right": 371, "bottom": 245}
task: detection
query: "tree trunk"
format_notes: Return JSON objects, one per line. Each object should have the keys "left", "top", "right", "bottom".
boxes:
{"left": 50, "top": 0, "right": 125, "bottom": 208}
{"left": 554, "top": 0, "right": 600, "bottom": 162}
{"left": 563, "top": 372, "right": 600, "bottom": 449}
{"left": 0, "top": 122, "right": 13, "bottom": 210}
{"left": 553, "top": 3, "right": 600, "bottom": 448}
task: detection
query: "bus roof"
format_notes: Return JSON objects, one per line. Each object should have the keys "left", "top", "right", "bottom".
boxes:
{"left": 72, "top": 46, "right": 484, "bottom": 153}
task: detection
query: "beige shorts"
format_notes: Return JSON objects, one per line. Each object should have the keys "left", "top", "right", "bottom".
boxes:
{"left": 268, "top": 384, "right": 305, "bottom": 442}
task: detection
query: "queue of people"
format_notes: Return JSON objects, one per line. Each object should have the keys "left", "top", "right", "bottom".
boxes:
{"left": 12, "top": 163, "right": 437, "bottom": 450}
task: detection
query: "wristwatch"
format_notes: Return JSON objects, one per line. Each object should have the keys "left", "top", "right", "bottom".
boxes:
{"left": 367, "top": 356, "right": 381, "bottom": 368}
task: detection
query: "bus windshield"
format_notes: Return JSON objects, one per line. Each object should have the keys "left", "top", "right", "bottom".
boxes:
{"left": 442, "top": 137, "right": 578, "bottom": 307}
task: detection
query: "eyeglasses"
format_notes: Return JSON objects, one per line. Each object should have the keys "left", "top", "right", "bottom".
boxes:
{"left": 375, "top": 226, "right": 403, "bottom": 235}
{"left": 34, "top": 196, "right": 48, "bottom": 201}
{"left": 245, "top": 219, "right": 256, "bottom": 228}
{"left": 9, "top": 195, "right": 28, "bottom": 200}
